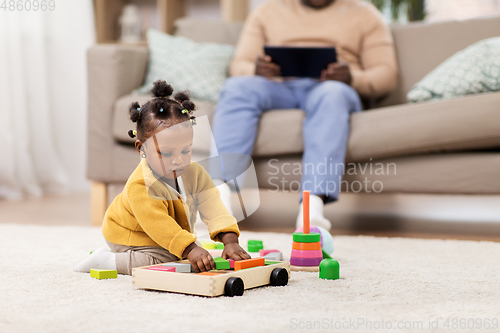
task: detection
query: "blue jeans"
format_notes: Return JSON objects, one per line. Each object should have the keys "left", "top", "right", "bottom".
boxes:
{"left": 210, "top": 76, "right": 362, "bottom": 203}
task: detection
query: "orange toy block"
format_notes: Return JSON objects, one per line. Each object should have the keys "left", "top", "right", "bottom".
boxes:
{"left": 234, "top": 257, "right": 265, "bottom": 271}
{"left": 198, "top": 272, "right": 223, "bottom": 276}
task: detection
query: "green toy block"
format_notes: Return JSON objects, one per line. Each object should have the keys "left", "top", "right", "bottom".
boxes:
{"left": 215, "top": 243, "right": 225, "bottom": 249}
{"left": 213, "top": 257, "right": 230, "bottom": 270}
{"left": 247, "top": 240, "right": 263, "bottom": 252}
{"left": 322, "top": 249, "right": 332, "bottom": 259}
{"left": 264, "top": 260, "right": 282, "bottom": 265}
{"left": 90, "top": 269, "right": 117, "bottom": 280}
{"left": 319, "top": 259, "right": 340, "bottom": 280}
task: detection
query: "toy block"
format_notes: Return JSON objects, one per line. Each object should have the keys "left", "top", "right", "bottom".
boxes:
{"left": 322, "top": 249, "right": 332, "bottom": 259}
{"left": 291, "top": 249, "right": 323, "bottom": 258}
{"left": 227, "top": 258, "right": 235, "bottom": 268}
{"left": 293, "top": 241, "right": 321, "bottom": 251}
{"left": 90, "top": 269, "right": 117, "bottom": 279}
{"left": 198, "top": 272, "right": 223, "bottom": 276}
{"left": 234, "top": 257, "right": 265, "bottom": 271}
{"left": 213, "top": 257, "right": 230, "bottom": 270}
{"left": 259, "top": 249, "right": 280, "bottom": 256}
{"left": 293, "top": 232, "right": 321, "bottom": 243}
{"left": 201, "top": 241, "right": 216, "bottom": 249}
{"left": 319, "top": 259, "right": 340, "bottom": 280}
{"left": 148, "top": 266, "right": 176, "bottom": 272}
{"left": 215, "top": 242, "right": 225, "bottom": 249}
{"left": 290, "top": 257, "right": 322, "bottom": 266}
{"left": 263, "top": 251, "right": 282, "bottom": 261}
{"left": 162, "top": 262, "right": 192, "bottom": 273}
{"left": 265, "top": 260, "right": 282, "bottom": 265}
{"left": 247, "top": 240, "right": 263, "bottom": 252}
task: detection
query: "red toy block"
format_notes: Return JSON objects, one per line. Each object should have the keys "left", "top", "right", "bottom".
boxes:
{"left": 234, "top": 257, "right": 265, "bottom": 271}
{"left": 259, "top": 249, "right": 280, "bottom": 256}
{"left": 227, "top": 259, "right": 235, "bottom": 268}
{"left": 148, "top": 266, "right": 175, "bottom": 272}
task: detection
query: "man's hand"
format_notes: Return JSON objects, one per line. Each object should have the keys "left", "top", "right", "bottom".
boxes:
{"left": 320, "top": 61, "right": 352, "bottom": 85}
{"left": 255, "top": 55, "right": 281, "bottom": 78}
{"left": 185, "top": 244, "right": 215, "bottom": 273}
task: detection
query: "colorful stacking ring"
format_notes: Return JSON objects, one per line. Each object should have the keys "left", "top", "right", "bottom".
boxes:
{"left": 291, "top": 249, "right": 323, "bottom": 258}
{"left": 290, "top": 257, "right": 323, "bottom": 266}
{"left": 292, "top": 241, "right": 321, "bottom": 251}
{"left": 292, "top": 232, "right": 321, "bottom": 243}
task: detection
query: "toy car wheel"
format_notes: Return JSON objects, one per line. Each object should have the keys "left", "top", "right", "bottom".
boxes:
{"left": 225, "top": 277, "right": 244, "bottom": 296}
{"left": 270, "top": 268, "right": 288, "bottom": 286}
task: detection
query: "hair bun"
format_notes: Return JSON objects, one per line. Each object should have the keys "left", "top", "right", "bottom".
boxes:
{"left": 129, "top": 101, "right": 141, "bottom": 122}
{"left": 174, "top": 91, "right": 190, "bottom": 103}
{"left": 181, "top": 100, "right": 196, "bottom": 112}
{"left": 151, "top": 80, "right": 174, "bottom": 98}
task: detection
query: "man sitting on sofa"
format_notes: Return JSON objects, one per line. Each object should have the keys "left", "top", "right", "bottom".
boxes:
{"left": 210, "top": 0, "right": 398, "bottom": 230}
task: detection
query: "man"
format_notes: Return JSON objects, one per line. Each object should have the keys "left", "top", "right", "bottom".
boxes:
{"left": 211, "top": 0, "right": 398, "bottom": 230}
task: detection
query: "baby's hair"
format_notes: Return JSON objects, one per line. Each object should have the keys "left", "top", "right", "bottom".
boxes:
{"left": 128, "top": 80, "right": 196, "bottom": 141}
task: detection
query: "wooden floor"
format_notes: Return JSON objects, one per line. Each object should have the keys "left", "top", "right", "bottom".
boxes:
{"left": 1, "top": 191, "right": 500, "bottom": 242}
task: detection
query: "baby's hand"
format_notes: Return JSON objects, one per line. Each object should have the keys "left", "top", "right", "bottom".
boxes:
{"left": 187, "top": 246, "right": 215, "bottom": 272}
{"left": 222, "top": 243, "right": 252, "bottom": 261}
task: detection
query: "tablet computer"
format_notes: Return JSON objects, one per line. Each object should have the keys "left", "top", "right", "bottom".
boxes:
{"left": 264, "top": 46, "right": 337, "bottom": 78}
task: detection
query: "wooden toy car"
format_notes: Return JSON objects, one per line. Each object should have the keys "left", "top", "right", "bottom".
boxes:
{"left": 132, "top": 259, "right": 290, "bottom": 297}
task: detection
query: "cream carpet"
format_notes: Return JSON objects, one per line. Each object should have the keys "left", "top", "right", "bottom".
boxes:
{"left": 1, "top": 224, "right": 499, "bottom": 333}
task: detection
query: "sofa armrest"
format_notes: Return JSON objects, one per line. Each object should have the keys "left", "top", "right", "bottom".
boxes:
{"left": 87, "top": 44, "right": 148, "bottom": 181}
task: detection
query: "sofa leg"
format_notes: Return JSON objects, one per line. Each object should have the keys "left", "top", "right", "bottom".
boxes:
{"left": 91, "top": 182, "right": 108, "bottom": 226}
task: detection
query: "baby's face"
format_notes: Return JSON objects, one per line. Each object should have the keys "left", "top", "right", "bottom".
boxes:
{"left": 143, "top": 122, "right": 193, "bottom": 180}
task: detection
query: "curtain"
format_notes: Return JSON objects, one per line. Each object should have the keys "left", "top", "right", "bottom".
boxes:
{"left": 0, "top": 1, "right": 94, "bottom": 200}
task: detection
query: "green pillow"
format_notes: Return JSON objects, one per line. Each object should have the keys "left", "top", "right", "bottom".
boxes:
{"left": 407, "top": 37, "right": 500, "bottom": 103}
{"left": 134, "top": 29, "right": 235, "bottom": 103}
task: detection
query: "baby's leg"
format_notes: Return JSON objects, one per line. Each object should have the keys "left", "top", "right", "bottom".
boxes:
{"left": 106, "top": 240, "right": 179, "bottom": 275}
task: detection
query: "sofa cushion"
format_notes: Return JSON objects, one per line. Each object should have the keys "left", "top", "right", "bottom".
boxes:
{"left": 379, "top": 15, "right": 500, "bottom": 107}
{"left": 255, "top": 91, "right": 500, "bottom": 161}
{"left": 407, "top": 37, "right": 500, "bottom": 103}
{"left": 133, "top": 29, "right": 235, "bottom": 103}
{"left": 347, "top": 91, "right": 500, "bottom": 161}
{"left": 113, "top": 91, "right": 500, "bottom": 162}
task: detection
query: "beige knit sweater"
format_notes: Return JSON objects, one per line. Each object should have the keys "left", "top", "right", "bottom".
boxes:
{"left": 230, "top": 0, "right": 398, "bottom": 98}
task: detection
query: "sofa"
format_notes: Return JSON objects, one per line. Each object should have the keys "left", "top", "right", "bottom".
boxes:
{"left": 87, "top": 16, "right": 500, "bottom": 226}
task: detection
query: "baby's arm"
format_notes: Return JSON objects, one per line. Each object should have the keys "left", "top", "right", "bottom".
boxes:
{"left": 182, "top": 242, "right": 215, "bottom": 272}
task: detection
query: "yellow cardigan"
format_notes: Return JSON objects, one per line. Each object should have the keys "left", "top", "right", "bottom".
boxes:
{"left": 102, "top": 159, "right": 240, "bottom": 258}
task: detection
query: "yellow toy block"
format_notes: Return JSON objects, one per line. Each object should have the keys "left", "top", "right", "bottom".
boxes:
{"left": 201, "top": 241, "right": 216, "bottom": 249}
{"left": 90, "top": 269, "right": 117, "bottom": 279}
